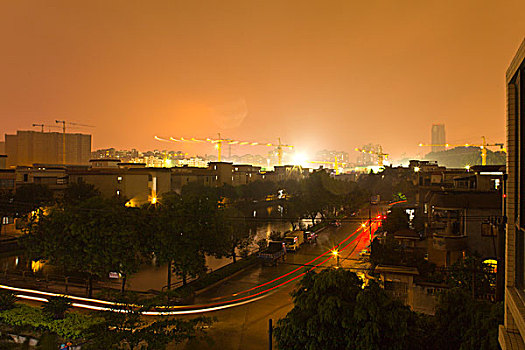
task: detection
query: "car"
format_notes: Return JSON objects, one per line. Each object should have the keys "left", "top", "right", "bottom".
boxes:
{"left": 359, "top": 249, "right": 370, "bottom": 257}
{"left": 304, "top": 230, "right": 318, "bottom": 243}
{"left": 330, "top": 220, "right": 341, "bottom": 227}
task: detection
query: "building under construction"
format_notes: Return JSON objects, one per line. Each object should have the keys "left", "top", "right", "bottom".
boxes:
{"left": 3, "top": 130, "right": 91, "bottom": 167}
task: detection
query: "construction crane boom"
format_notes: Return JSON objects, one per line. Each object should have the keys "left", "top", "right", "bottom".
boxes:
{"left": 354, "top": 146, "right": 389, "bottom": 166}
{"left": 418, "top": 136, "right": 505, "bottom": 165}
{"left": 308, "top": 156, "right": 346, "bottom": 174}
{"left": 32, "top": 123, "right": 60, "bottom": 132}
{"left": 155, "top": 135, "right": 293, "bottom": 164}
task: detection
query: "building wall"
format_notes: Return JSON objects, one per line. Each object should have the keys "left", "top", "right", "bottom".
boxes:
{"left": 431, "top": 124, "right": 446, "bottom": 152}
{"left": 5, "top": 131, "right": 91, "bottom": 167}
{"left": 500, "top": 38, "right": 525, "bottom": 349}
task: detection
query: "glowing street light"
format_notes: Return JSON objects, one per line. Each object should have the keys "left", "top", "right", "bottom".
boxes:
{"left": 332, "top": 250, "right": 340, "bottom": 267}
{"left": 414, "top": 166, "right": 420, "bottom": 172}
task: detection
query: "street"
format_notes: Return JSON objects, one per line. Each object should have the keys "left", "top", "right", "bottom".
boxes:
{"left": 175, "top": 213, "right": 378, "bottom": 350}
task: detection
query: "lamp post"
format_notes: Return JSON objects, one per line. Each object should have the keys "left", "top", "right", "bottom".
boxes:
{"left": 332, "top": 250, "right": 340, "bottom": 268}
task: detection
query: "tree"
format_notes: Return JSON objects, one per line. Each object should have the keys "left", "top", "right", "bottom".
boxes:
{"left": 434, "top": 288, "right": 502, "bottom": 350}
{"left": 274, "top": 269, "right": 363, "bottom": 350}
{"left": 447, "top": 255, "right": 496, "bottom": 299}
{"left": 382, "top": 207, "right": 409, "bottom": 234}
{"left": 274, "top": 269, "right": 424, "bottom": 350}
{"left": 22, "top": 197, "right": 145, "bottom": 297}
{"left": 354, "top": 281, "right": 419, "bottom": 350}
{"left": 63, "top": 182, "right": 100, "bottom": 204}
{"left": 0, "top": 290, "right": 16, "bottom": 310}
{"left": 369, "top": 236, "right": 403, "bottom": 267}
{"left": 221, "top": 207, "right": 254, "bottom": 263}
{"left": 13, "top": 183, "right": 53, "bottom": 216}
{"left": 42, "top": 296, "right": 71, "bottom": 320}
{"left": 85, "top": 299, "right": 214, "bottom": 349}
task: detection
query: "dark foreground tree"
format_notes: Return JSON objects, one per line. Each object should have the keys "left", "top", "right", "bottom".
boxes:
{"left": 274, "top": 269, "right": 419, "bottom": 350}
{"left": 434, "top": 288, "right": 502, "bottom": 350}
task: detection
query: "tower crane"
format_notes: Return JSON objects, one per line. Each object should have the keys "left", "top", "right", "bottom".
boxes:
{"left": 32, "top": 123, "right": 61, "bottom": 132}
{"left": 418, "top": 136, "right": 505, "bottom": 166}
{"left": 355, "top": 146, "right": 389, "bottom": 167}
{"left": 55, "top": 120, "right": 95, "bottom": 164}
{"left": 308, "top": 156, "right": 347, "bottom": 174}
{"left": 155, "top": 135, "right": 293, "bottom": 165}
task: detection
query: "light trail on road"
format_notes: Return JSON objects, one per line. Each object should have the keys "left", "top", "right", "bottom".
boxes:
{"left": 0, "top": 211, "right": 387, "bottom": 315}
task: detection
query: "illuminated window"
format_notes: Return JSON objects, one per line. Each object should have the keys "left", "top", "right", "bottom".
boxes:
{"left": 117, "top": 176, "right": 123, "bottom": 183}
{"left": 116, "top": 190, "right": 120, "bottom": 196}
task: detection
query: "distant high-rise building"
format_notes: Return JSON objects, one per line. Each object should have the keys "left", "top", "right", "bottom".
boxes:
{"left": 4, "top": 130, "right": 91, "bottom": 167}
{"left": 357, "top": 144, "right": 381, "bottom": 166}
{"left": 431, "top": 124, "right": 446, "bottom": 152}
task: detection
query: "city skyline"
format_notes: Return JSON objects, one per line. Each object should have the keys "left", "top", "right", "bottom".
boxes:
{"left": 1, "top": 1, "right": 524, "bottom": 160}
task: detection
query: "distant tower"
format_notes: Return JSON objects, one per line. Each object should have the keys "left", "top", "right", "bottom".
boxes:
{"left": 431, "top": 124, "right": 446, "bottom": 152}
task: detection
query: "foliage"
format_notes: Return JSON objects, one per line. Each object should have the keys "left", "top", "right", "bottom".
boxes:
{"left": 274, "top": 269, "right": 420, "bottom": 350}
{"left": 0, "top": 291, "right": 16, "bottom": 311}
{"left": 425, "top": 147, "right": 506, "bottom": 168}
{"left": 275, "top": 269, "right": 501, "bottom": 350}
{"left": 0, "top": 304, "right": 102, "bottom": 340}
{"left": 382, "top": 207, "right": 409, "bottom": 234}
{"left": 42, "top": 296, "right": 71, "bottom": 320}
{"left": 370, "top": 236, "right": 401, "bottom": 267}
{"left": 434, "top": 288, "right": 502, "bottom": 350}
{"left": 447, "top": 255, "right": 496, "bottom": 298}
{"left": 221, "top": 207, "right": 255, "bottom": 263}
{"left": 353, "top": 281, "right": 420, "bottom": 350}
{"left": 22, "top": 197, "right": 148, "bottom": 296}
{"left": 13, "top": 183, "right": 54, "bottom": 216}
{"left": 274, "top": 269, "right": 363, "bottom": 350}
{"left": 63, "top": 182, "right": 100, "bottom": 205}
{"left": 85, "top": 299, "right": 213, "bottom": 349}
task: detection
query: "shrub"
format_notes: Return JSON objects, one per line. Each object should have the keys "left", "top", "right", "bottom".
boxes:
{"left": 42, "top": 297, "right": 71, "bottom": 320}
{"left": 0, "top": 304, "right": 102, "bottom": 340}
{"left": 0, "top": 291, "right": 16, "bottom": 311}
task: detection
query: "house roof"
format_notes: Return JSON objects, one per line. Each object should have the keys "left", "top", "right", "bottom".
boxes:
{"left": 428, "top": 190, "right": 501, "bottom": 210}
{"left": 374, "top": 265, "right": 419, "bottom": 275}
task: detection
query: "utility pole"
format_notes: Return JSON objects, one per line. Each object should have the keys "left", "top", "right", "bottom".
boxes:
{"left": 369, "top": 204, "right": 372, "bottom": 243}
{"left": 268, "top": 318, "right": 273, "bottom": 350}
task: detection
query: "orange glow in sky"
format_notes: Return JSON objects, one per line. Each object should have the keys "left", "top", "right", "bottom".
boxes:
{"left": 0, "top": 1, "right": 524, "bottom": 160}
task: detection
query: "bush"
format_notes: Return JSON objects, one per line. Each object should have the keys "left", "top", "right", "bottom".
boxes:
{"left": 0, "top": 304, "right": 102, "bottom": 340}
{"left": 0, "top": 291, "right": 16, "bottom": 311}
{"left": 42, "top": 296, "right": 71, "bottom": 320}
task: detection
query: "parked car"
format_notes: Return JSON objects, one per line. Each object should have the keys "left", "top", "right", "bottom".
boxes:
{"left": 359, "top": 249, "right": 370, "bottom": 258}
{"left": 304, "top": 230, "right": 318, "bottom": 244}
{"left": 330, "top": 220, "right": 341, "bottom": 227}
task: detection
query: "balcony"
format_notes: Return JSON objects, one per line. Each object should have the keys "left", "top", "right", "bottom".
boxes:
{"left": 432, "top": 233, "right": 467, "bottom": 251}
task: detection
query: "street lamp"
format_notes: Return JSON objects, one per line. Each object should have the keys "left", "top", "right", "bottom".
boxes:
{"left": 332, "top": 250, "right": 340, "bottom": 268}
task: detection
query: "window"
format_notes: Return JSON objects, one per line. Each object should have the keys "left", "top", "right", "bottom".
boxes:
{"left": 23, "top": 174, "right": 28, "bottom": 182}
{"left": 116, "top": 190, "right": 120, "bottom": 196}
{"left": 117, "top": 176, "right": 123, "bottom": 183}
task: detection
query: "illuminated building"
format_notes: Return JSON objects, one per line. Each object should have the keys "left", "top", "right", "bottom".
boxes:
{"left": 499, "top": 38, "right": 525, "bottom": 349}
{"left": 4, "top": 130, "right": 91, "bottom": 167}
{"left": 431, "top": 124, "right": 446, "bottom": 152}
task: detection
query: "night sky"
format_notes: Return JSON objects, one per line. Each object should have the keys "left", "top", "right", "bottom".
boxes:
{"left": 1, "top": 1, "right": 524, "bottom": 161}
